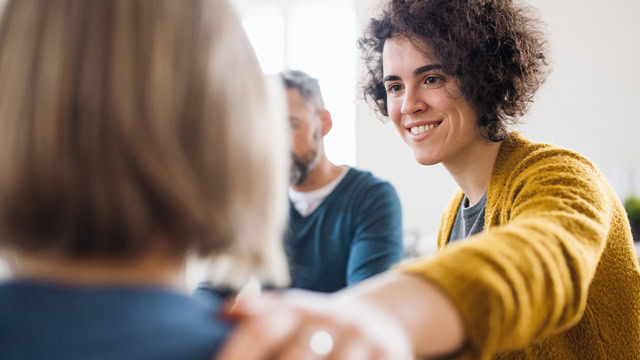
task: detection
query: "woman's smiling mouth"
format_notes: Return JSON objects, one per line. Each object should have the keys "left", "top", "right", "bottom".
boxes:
{"left": 407, "top": 121, "right": 442, "bottom": 136}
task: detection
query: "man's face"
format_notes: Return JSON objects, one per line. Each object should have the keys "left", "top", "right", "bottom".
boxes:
{"left": 286, "top": 88, "right": 322, "bottom": 186}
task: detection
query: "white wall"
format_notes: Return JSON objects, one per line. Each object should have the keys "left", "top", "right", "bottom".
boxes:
{"left": 523, "top": 0, "right": 640, "bottom": 195}
{"left": 353, "top": 0, "right": 640, "bottom": 253}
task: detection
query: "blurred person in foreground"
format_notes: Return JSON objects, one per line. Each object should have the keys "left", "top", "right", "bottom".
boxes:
{"left": 281, "top": 69, "right": 403, "bottom": 292}
{"left": 0, "top": 0, "right": 289, "bottom": 359}
{"left": 218, "top": 0, "right": 640, "bottom": 359}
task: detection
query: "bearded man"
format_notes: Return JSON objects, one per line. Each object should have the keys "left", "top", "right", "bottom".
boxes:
{"left": 281, "top": 70, "right": 404, "bottom": 292}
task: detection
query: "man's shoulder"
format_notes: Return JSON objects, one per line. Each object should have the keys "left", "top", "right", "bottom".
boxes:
{"left": 343, "top": 167, "right": 394, "bottom": 188}
{"left": 334, "top": 167, "right": 400, "bottom": 206}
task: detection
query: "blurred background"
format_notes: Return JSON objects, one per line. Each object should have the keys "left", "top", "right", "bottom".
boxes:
{"left": 0, "top": 0, "right": 638, "bottom": 280}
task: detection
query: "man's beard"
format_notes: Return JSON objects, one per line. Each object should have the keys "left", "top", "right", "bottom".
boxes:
{"left": 290, "top": 147, "right": 321, "bottom": 186}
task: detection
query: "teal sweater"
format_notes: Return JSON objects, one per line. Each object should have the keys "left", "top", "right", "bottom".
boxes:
{"left": 286, "top": 168, "right": 403, "bottom": 292}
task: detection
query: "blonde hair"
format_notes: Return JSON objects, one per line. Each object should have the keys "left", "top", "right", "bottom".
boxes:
{"left": 0, "top": 0, "right": 288, "bottom": 286}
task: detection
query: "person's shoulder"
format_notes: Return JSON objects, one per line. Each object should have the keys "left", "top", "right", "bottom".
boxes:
{"left": 0, "top": 282, "right": 232, "bottom": 360}
{"left": 347, "top": 167, "right": 395, "bottom": 188}
{"left": 498, "top": 132, "right": 600, "bottom": 177}
{"left": 120, "top": 289, "right": 232, "bottom": 359}
{"left": 342, "top": 167, "right": 400, "bottom": 208}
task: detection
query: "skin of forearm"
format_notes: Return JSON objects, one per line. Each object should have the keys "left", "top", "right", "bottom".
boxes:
{"left": 335, "top": 271, "right": 466, "bottom": 357}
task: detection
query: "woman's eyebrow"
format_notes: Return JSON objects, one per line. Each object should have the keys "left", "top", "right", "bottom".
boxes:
{"left": 383, "top": 75, "right": 401, "bottom": 83}
{"left": 414, "top": 64, "right": 443, "bottom": 76}
{"left": 383, "top": 64, "right": 443, "bottom": 83}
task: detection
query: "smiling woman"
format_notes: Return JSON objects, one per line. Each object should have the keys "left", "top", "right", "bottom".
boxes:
{"left": 360, "top": 0, "right": 548, "bottom": 144}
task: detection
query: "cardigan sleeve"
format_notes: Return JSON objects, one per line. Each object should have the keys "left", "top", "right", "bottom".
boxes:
{"left": 397, "top": 149, "right": 615, "bottom": 358}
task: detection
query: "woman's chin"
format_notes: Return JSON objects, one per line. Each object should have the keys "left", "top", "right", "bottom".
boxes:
{"left": 413, "top": 152, "right": 440, "bottom": 166}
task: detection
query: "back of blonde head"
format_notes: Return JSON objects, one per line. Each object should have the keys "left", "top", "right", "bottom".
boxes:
{"left": 0, "top": 0, "right": 288, "bottom": 286}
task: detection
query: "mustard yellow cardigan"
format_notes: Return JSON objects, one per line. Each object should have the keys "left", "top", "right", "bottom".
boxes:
{"left": 399, "top": 132, "right": 640, "bottom": 359}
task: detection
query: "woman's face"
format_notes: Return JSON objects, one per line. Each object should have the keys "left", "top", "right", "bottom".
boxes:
{"left": 382, "top": 36, "right": 483, "bottom": 166}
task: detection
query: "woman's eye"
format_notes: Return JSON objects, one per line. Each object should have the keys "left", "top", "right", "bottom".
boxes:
{"left": 425, "top": 76, "right": 440, "bottom": 85}
{"left": 387, "top": 84, "right": 403, "bottom": 93}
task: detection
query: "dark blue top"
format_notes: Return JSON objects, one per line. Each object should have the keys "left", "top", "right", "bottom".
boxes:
{"left": 285, "top": 168, "right": 403, "bottom": 292}
{"left": 0, "top": 281, "right": 231, "bottom": 360}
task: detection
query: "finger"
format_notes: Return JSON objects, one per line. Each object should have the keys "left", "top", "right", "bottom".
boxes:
{"left": 323, "top": 319, "right": 404, "bottom": 360}
{"left": 278, "top": 341, "right": 316, "bottom": 360}
{"left": 226, "top": 292, "right": 281, "bottom": 318}
{"left": 216, "top": 307, "right": 298, "bottom": 360}
{"left": 329, "top": 340, "right": 371, "bottom": 360}
{"left": 326, "top": 325, "right": 371, "bottom": 360}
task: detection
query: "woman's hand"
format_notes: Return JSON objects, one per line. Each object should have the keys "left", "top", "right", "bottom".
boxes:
{"left": 217, "top": 272, "right": 465, "bottom": 359}
{"left": 217, "top": 288, "right": 413, "bottom": 360}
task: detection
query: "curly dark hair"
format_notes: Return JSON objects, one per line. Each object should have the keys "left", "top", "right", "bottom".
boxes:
{"left": 358, "top": 0, "right": 549, "bottom": 141}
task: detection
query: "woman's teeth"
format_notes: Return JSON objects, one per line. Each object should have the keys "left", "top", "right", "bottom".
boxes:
{"left": 410, "top": 123, "right": 439, "bottom": 135}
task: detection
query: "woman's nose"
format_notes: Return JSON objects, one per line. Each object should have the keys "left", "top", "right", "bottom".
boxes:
{"left": 401, "top": 89, "right": 427, "bottom": 115}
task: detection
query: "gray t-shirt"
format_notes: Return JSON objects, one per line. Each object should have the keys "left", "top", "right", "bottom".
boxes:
{"left": 449, "top": 191, "right": 487, "bottom": 243}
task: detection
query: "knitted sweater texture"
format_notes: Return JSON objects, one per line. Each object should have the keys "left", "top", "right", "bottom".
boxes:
{"left": 399, "top": 133, "right": 640, "bottom": 359}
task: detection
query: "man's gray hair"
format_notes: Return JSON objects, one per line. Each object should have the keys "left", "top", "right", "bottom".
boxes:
{"left": 280, "top": 70, "right": 325, "bottom": 111}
